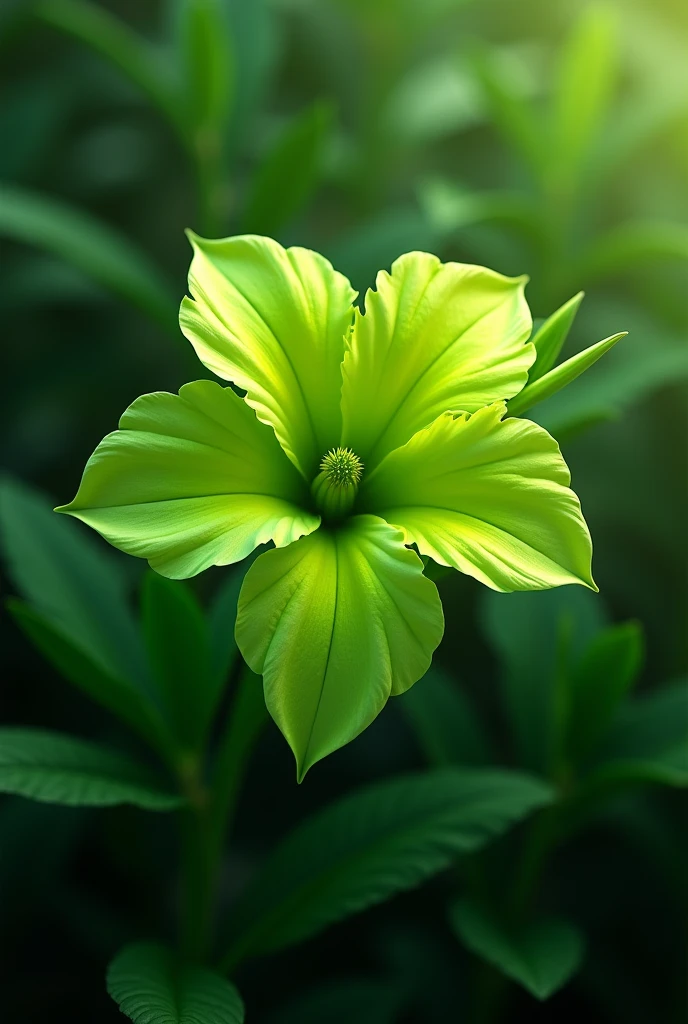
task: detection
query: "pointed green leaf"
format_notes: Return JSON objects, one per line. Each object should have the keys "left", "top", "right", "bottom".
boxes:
{"left": 341, "top": 252, "right": 533, "bottom": 469}
{"left": 0, "top": 184, "right": 176, "bottom": 330}
{"left": 362, "top": 403, "right": 595, "bottom": 594}
{"left": 57, "top": 381, "right": 318, "bottom": 579}
{"left": 565, "top": 621, "right": 644, "bottom": 763}
{"left": 0, "top": 729, "right": 182, "bottom": 810}
{"left": 0, "top": 476, "right": 151, "bottom": 691}
{"left": 528, "top": 292, "right": 584, "bottom": 384}
{"left": 550, "top": 5, "right": 617, "bottom": 186}
{"left": 179, "top": 234, "right": 357, "bottom": 477}
{"left": 242, "top": 100, "right": 333, "bottom": 236}
{"left": 236, "top": 515, "right": 444, "bottom": 779}
{"left": 176, "top": 0, "right": 234, "bottom": 136}
{"left": 399, "top": 666, "right": 493, "bottom": 766}
{"left": 221, "top": 768, "right": 553, "bottom": 966}
{"left": 506, "top": 332, "right": 627, "bottom": 418}
{"left": 107, "top": 942, "right": 244, "bottom": 1023}
{"left": 7, "top": 599, "right": 171, "bottom": 755}
{"left": 451, "top": 899, "right": 584, "bottom": 1000}
{"left": 141, "top": 573, "right": 215, "bottom": 752}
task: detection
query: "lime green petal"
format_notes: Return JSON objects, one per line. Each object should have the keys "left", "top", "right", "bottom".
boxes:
{"left": 179, "top": 233, "right": 357, "bottom": 478}
{"left": 235, "top": 515, "right": 444, "bottom": 779}
{"left": 57, "top": 381, "right": 319, "bottom": 579}
{"left": 362, "top": 404, "right": 595, "bottom": 593}
{"left": 341, "top": 252, "right": 534, "bottom": 468}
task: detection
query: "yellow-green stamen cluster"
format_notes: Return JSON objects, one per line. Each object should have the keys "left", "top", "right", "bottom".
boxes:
{"left": 312, "top": 447, "right": 364, "bottom": 520}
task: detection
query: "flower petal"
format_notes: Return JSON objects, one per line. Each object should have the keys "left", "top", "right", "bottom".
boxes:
{"left": 341, "top": 252, "right": 534, "bottom": 468}
{"left": 179, "top": 233, "right": 357, "bottom": 478}
{"left": 361, "top": 403, "right": 596, "bottom": 593}
{"left": 235, "top": 515, "right": 444, "bottom": 779}
{"left": 57, "top": 381, "right": 319, "bottom": 579}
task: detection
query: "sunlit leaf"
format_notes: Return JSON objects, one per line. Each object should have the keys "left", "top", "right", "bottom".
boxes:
{"left": 507, "top": 332, "right": 627, "bottom": 418}
{"left": 0, "top": 184, "right": 176, "bottom": 329}
{"left": 528, "top": 292, "right": 584, "bottom": 384}
{"left": 220, "top": 768, "right": 552, "bottom": 966}
{"left": 451, "top": 899, "right": 584, "bottom": 1000}
{"left": 0, "top": 729, "right": 182, "bottom": 810}
{"left": 107, "top": 942, "right": 244, "bottom": 1023}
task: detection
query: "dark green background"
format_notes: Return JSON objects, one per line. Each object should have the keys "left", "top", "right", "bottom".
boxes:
{"left": 1, "top": 0, "right": 686, "bottom": 1021}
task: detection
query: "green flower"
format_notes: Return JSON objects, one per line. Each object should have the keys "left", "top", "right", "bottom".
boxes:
{"left": 58, "top": 235, "right": 597, "bottom": 779}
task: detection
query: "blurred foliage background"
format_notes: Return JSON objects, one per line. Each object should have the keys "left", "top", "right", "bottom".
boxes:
{"left": 0, "top": 0, "right": 686, "bottom": 1021}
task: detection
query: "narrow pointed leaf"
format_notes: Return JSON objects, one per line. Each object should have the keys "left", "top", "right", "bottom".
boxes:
{"left": 220, "top": 768, "right": 552, "bottom": 967}
{"left": 242, "top": 100, "right": 333, "bottom": 236}
{"left": 0, "top": 729, "right": 182, "bottom": 810}
{"left": 7, "top": 600, "right": 171, "bottom": 755}
{"left": 550, "top": 5, "right": 617, "bottom": 185}
{"left": 451, "top": 899, "right": 584, "bottom": 1000}
{"left": 176, "top": 0, "right": 234, "bottom": 135}
{"left": 528, "top": 292, "right": 584, "bottom": 383}
{"left": 107, "top": 942, "right": 244, "bottom": 1023}
{"left": 0, "top": 184, "right": 175, "bottom": 329}
{"left": 141, "top": 573, "right": 215, "bottom": 752}
{"left": 507, "top": 332, "right": 627, "bottom": 418}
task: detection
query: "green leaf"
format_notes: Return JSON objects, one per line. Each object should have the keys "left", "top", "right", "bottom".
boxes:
{"left": 179, "top": 233, "right": 357, "bottom": 478}
{"left": 241, "top": 100, "right": 333, "bottom": 236}
{"left": 481, "top": 587, "right": 606, "bottom": 773}
{"left": 528, "top": 292, "right": 584, "bottom": 384}
{"left": 341, "top": 252, "right": 532, "bottom": 470}
{"left": 56, "top": 381, "right": 318, "bottom": 579}
{"left": 565, "top": 622, "right": 644, "bottom": 763}
{"left": 362, "top": 403, "right": 595, "bottom": 593}
{"left": 471, "top": 49, "right": 546, "bottom": 181}
{"left": 586, "top": 682, "right": 688, "bottom": 789}
{"left": 0, "top": 729, "right": 182, "bottom": 810}
{"left": 35, "top": 0, "right": 186, "bottom": 141}
{"left": 0, "top": 184, "right": 175, "bottom": 330}
{"left": 0, "top": 477, "right": 151, "bottom": 692}
{"left": 235, "top": 516, "right": 444, "bottom": 780}
{"left": 7, "top": 600, "right": 170, "bottom": 754}
{"left": 175, "top": 0, "right": 234, "bottom": 136}
{"left": 578, "top": 221, "right": 688, "bottom": 283}
{"left": 451, "top": 899, "right": 584, "bottom": 1000}
{"left": 550, "top": 5, "right": 617, "bottom": 187}
{"left": 507, "top": 332, "right": 627, "bottom": 418}
{"left": 398, "top": 666, "right": 493, "bottom": 766}
{"left": 107, "top": 942, "right": 244, "bottom": 1023}
{"left": 141, "top": 573, "right": 215, "bottom": 752}
{"left": 220, "top": 768, "right": 552, "bottom": 967}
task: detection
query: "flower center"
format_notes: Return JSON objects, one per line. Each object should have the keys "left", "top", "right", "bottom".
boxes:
{"left": 311, "top": 447, "right": 364, "bottom": 520}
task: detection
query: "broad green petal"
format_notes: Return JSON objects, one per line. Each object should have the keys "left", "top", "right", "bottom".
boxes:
{"left": 179, "top": 233, "right": 357, "bottom": 478}
{"left": 235, "top": 515, "right": 444, "bottom": 779}
{"left": 57, "top": 381, "right": 319, "bottom": 579}
{"left": 340, "top": 252, "right": 534, "bottom": 468}
{"left": 361, "top": 403, "right": 595, "bottom": 593}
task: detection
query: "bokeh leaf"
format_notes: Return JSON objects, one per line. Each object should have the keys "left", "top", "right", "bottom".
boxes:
{"left": 0, "top": 729, "right": 182, "bottom": 810}
{"left": 107, "top": 942, "right": 244, "bottom": 1023}
{"left": 221, "top": 768, "right": 552, "bottom": 966}
{"left": 578, "top": 222, "right": 688, "bottom": 283}
{"left": 175, "top": 0, "right": 234, "bottom": 138}
{"left": 398, "top": 666, "right": 493, "bottom": 766}
{"left": 208, "top": 567, "right": 244, "bottom": 688}
{"left": 241, "top": 100, "right": 333, "bottom": 236}
{"left": 507, "top": 332, "right": 627, "bottom": 418}
{"left": 528, "top": 291, "right": 584, "bottom": 384}
{"left": 565, "top": 621, "right": 644, "bottom": 763}
{"left": 265, "top": 978, "right": 402, "bottom": 1024}
{"left": 0, "top": 184, "right": 175, "bottom": 329}
{"left": 141, "top": 573, "right": 214, "bottom": 753}
{"left": 451, "top": 899, "right": 584, "bottom": 1000}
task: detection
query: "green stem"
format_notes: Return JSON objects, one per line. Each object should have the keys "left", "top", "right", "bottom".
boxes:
{"left": 177, "top": 756, "right": 214, "bottom": 962}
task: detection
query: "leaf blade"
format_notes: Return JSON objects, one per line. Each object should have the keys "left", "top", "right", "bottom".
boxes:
{"left": 528, "top": 292, "right": 584, "bottom": 384}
